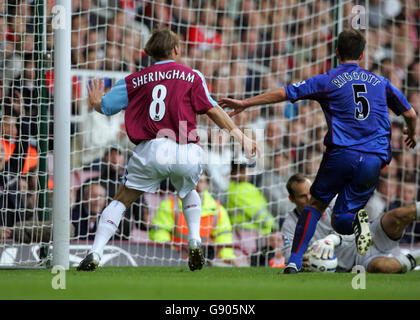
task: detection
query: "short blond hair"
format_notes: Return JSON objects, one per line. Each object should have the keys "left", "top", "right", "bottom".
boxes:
{"left": 144, "top": 28, "right": 179, "bottom": 60}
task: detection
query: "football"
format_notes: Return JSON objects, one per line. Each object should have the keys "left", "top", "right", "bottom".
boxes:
{"left": 309, "top": 254, "right": 338, "bottom": 272}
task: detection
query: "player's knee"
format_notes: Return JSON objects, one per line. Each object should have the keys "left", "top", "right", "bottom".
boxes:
{"left": 367, "top": 257, "right": 402, "bottom": 273}
{"left": 390, "top": 208, "right": 415, "bottom": 225}
{"left": 382, "top": 210, "right": 413, "bottom": 236}
{"left": 114, "top": 185, "right": 142, "bottom": 208}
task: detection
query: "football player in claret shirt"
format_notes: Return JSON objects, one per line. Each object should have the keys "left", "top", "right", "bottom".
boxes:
{"left": 78, "top": 28, "right": 257, "bottom": 271}
{"left": 219, "top": 29, "right": 417, "bottom": 274}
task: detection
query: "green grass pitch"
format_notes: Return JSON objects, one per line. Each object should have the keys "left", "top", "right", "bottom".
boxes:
{"left": 1, "top": 267, "right": 420, "bottom": 300}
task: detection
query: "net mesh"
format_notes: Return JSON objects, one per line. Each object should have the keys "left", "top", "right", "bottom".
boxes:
{"left": 0, "top": 0, "right": 419, "bottom": 268}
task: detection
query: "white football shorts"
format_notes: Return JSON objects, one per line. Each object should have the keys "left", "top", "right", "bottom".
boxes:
{"left": 355, "top": 216, "right": 401, "bottom": 269}
{"left": 122, "top": 138, "right": 203, "bottom": 199}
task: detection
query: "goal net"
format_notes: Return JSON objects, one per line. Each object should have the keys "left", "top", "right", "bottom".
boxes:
{"left": 1, "top": 0, "right": 419, "bottom": 268}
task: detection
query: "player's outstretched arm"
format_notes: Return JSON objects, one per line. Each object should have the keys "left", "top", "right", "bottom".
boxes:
{"left": 87, "top": 79, "right": 105, "bottom": 114}
{"left": 402, "top": 108, "right": 417, "bottom": 149}
{"left": 218, "top": 87, "right": 288, "bottom": 117}
{"left": 206, "top": 105, "right": 258, "bottom": 158}
{"left": 87, "top": 78, "right": 128, "bottom": 116}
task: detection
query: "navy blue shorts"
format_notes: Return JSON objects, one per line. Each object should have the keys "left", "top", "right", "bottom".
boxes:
{"left": 310, "top": 148, "right": 383, "bottom": 216}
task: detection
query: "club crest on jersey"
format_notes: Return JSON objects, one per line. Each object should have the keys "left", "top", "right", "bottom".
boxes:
{"left": 293, "top": 80, "right": 306, "bottom": 87}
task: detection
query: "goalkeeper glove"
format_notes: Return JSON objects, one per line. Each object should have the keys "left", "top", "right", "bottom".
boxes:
{"left": 311, "top": 234, "right": 341, "bottom": 259}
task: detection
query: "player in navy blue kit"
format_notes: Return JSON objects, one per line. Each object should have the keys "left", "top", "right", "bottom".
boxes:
{"left": 219, "top": 29, "right": 417, "bottom": 274}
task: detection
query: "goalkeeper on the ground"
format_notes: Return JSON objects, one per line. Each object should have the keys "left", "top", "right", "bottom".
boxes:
{"left": 282, "top": 173, "right": 420, "bottom": 273}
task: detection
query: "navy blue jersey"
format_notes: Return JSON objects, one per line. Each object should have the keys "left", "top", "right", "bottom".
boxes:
{"left": 285, "top": 62, "right": 412, "bottom": 163}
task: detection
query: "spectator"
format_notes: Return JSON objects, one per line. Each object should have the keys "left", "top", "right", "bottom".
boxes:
{"left": 6, "top": 8, "right": 26, "bottom": 43}
{"left": 264, "top": 119, "right": 285, "bottom": 168}
{"left": 0, "top": 163, "right": 53, "bottom": 245}
{"left": 369, "top": 0, "right": 402, "bottom": 28}
{"left": 76, "top": 79, "right": 129, "bottom": 166}
{"left": 395, "top": 151, "right": 417, "bottom": 181}
{"left": 216, "top": 12, "right": 235, "bottom": 45}
{"left": 303, "top": 150, "right": 322, "bottom": 178}
{"left": 1, "top": 39, "right": 23, "bottom": 90}
{"left": 226, "top": 160, "right": 274, "bottom": 238}
{"left": 234, "top": 0, "right": 255, "bottom": 29}
{"left": 390, "top": 121, "right": 404, "bottom": 151}
{"left": 269, "top": 54, "right": 290, "bottom": 87}
{"left": 203, "top": 126, "right": 232, "bottom": 200}
{"left": 0, "top": 13, "right": 6, "bottom": 43}
{"left": 150, "top": 172, "right": 238, "bottom": 266}
{"left": 211, "top": 72, "right": 230, "bottom": 101}
{"left": 0, "top": 139, "right": 19, "bottom": 233}
{"left": 0, "top": 114, "right": 37, "bottom": 176}
{"left": 240, "top": 28, "right": 261, "bottom": 61}
{"left": 395, "top": 0, "right": 419, "bottom": 51}
{"left": 98, "top": 145, "right": 143, "bottom": 231}
{"left": 229, "top": 60, "right": 248, "bottom": 99}
{"left": 86, "top": 49, "right": 103, "bottom": 70}
{"left": 365, "top": 176, "right": 399, "bottom": 221}
{"left": 106, "top": 12, "right": 124, "bottom": 47}
{"left": 407, "top": 90, "right": 420, "bottom": 114}
{"left": 121, "top": 28, "right": 139, "bottom": 72}
{"left": 0, "top": 226, "right": 11, "bottom": 239}
{"left": 171, "top": 0, "right": 196, "bottom": 37}
{"left": 291, "top": 23, "right": 315, "bottom": 65}
{"left": 0, "top": 141, "right": 5, "bottom": 184}
{"left": 285, "top": 119, "right": 307, "bottom": 164}
{"left": 11, "top": 56, "right": 40, "bottom": 138}
{"left": 250, "top": 228, "right": 286, "bottom": 267}
{"left": 72, "top": 181, "right": 131, "bottom": 240}
{"left": 71, "top": 13, "right": 89, "bottom": 67}
{"left": 104, "top": 44, "right": 122, "bottom": 71}
{"left": 87, "top": 30, "right": 104, "bottom": 56}
{"left": 262, "top": 152, "right": 295, "bottom": 219}
{"left": 140, "top": 0, "right": 172, "bottom": 32}
{"left": 393, "top": 38, "right": 415, "bottom": 78}
{"left": 408, "top": 60, "right": 420, "bottom": 88}
{"left": 388, "top": 176, "right": 419, "bottom": 243}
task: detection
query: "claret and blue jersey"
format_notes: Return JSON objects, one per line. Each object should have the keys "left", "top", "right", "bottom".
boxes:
{"left": 99, "top": 60, "right": 217, "bottom": 145}
{"left": 285, "top": 62, "right": 412, "bottom": 164}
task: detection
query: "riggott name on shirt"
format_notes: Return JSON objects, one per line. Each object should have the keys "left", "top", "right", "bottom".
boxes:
{"left": 131, "top": 69, "right": 196, "bottom": 88}
{"left": 332, "top": 70, "right": 381, "bottom": 89}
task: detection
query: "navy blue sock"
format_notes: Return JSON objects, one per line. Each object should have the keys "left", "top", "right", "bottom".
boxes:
{"left": 287, "top": 206, "right": 322, "bottom": 270}
{"left": 333, "top": 213, "right": 355, "bottom": 235}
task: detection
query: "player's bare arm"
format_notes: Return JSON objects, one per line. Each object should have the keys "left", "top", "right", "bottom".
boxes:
{"left": 402, "top": 108, "right": 417, "bottom": 149}
{"left": 206, "top": 105, "right": 258, "bottom": 157}
{"left": 87, "top": 79, "right": 105, "bottom": 114}
{"left": 218, "top": 87, "right": 288, "bottom": 117}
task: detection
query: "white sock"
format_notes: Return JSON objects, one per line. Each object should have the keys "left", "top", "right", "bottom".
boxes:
{"left": 396, "top": 253, "right": 417, "bottom": 273}
{"left": 90, "top": 200, "right": 126, "bottom": 258}
{"left": 410, "top": 250, "right": 420, "bottom": 267}
{"left": 181, "top": 190, "right": 202, "bottom": 243}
